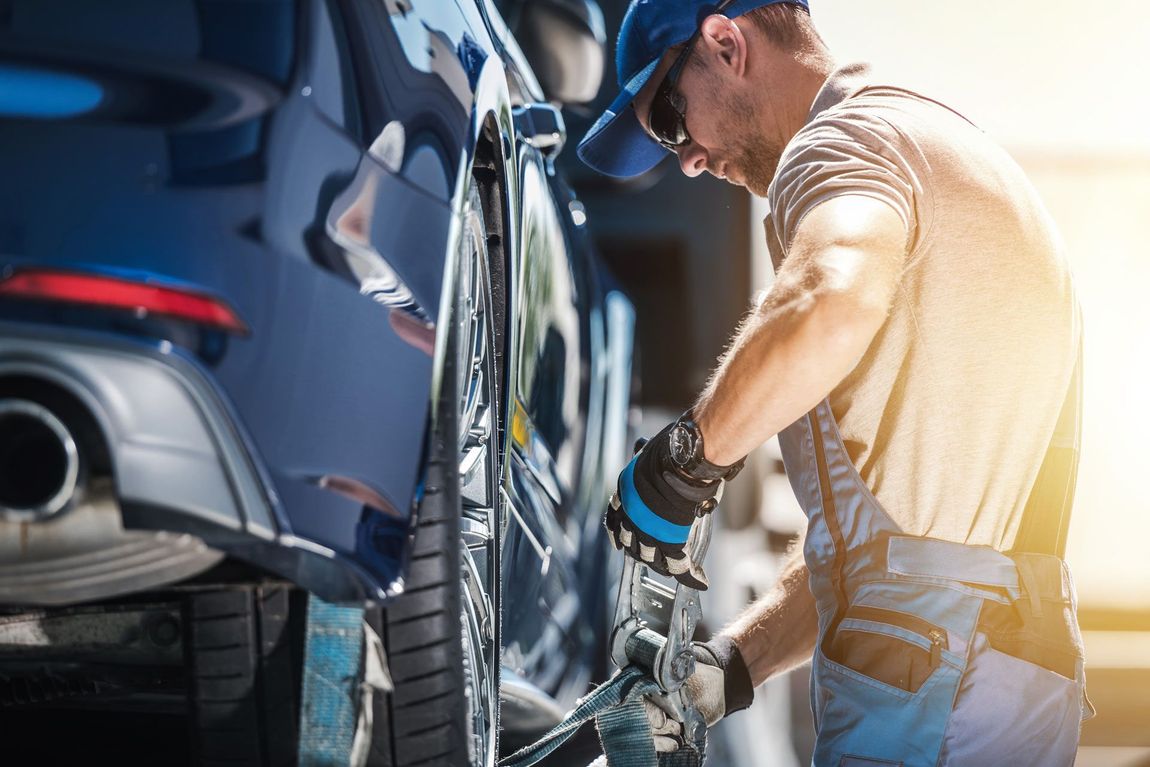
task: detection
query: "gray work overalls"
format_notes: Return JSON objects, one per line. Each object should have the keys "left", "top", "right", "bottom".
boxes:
{"left": 776, "top": 344, "right": 1093, "bottom": 765}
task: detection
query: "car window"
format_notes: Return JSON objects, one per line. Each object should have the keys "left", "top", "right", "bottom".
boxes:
{"left": 2, "top": 0, "right": 297, "bottom": 85}
{"left": 1, "top": 0, "right": 301, "bottom": 186}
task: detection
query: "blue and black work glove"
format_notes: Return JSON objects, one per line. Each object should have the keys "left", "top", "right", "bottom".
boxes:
{"left": 606, "top": 420, "right": 743, "bottom": 590}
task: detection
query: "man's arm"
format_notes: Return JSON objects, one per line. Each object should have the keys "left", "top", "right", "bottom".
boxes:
{"left": 694, "top": 194, "right": 908, "bottom": 681}
{"left": 599, "top": 194, "right": 908, "bottom": 583}
{"left": 645, "top": 539, "right": 815, "bottom": 738}
{"left": 719, "top": 539, "right": 818, "bottom": 684}
{"left": 693, "top": 194, "right": 909, "bottom": 465}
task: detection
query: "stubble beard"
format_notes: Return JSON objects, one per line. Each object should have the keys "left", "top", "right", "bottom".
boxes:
{"left": 719, "top": 96, "right": 783, "bottom": 198}
{"left": 737, "top": 140, "right": 782, "bottom": 197}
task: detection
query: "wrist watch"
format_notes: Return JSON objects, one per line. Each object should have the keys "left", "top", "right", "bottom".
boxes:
{"left": 667, "top": 414, "right": 744, "bottom": 482}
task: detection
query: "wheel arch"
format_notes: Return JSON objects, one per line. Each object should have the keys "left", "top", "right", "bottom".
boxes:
{"left": 428, "top": 56, "right": 518, "bottom": 460}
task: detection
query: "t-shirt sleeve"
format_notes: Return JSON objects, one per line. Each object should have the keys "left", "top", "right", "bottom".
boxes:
{"left": 768, "top": 106, "right": 922, "bottom": 256}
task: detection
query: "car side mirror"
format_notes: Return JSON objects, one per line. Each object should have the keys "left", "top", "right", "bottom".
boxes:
{"left": 515, "top": 0, "right": 606, "bottom": 106}
{"left": 514, "top": 103, "right": 566, "bottom": 157}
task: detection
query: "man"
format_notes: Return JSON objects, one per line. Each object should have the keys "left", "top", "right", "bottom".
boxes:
{"left": 578, "top": 1, "right": 1092, "bottom": 764}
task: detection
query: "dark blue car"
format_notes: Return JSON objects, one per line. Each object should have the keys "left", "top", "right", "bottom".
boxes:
{"left": 0, "top": 0, "right": 632, "bottom": 763}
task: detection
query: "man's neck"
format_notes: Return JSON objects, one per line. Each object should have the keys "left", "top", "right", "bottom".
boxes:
{"left": 756, "top": 49, "right": 836, "bottom": 144}
{"left": 782, "top": 50, "right": 837, "bottom": 133}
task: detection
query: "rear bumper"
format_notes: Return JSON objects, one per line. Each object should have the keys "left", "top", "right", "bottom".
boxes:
{"left": 0, "top": 321, "right": 415, "bottom": 603}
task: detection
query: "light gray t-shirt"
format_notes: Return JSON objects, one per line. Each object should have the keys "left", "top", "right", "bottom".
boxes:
{"left": 763, "top": 63, "right": 1080, "bottom": 550}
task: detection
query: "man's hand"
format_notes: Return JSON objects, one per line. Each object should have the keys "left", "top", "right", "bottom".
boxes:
{"left": 606, "top": 423, "right": 722, "bottom": 589}
{"left": 642, "top": 638, "right": 755, "bottom": 752}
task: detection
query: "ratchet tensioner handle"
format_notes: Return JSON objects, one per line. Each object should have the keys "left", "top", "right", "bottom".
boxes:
{"left": 608, "top": 511, "right": 713, "bottom": 748}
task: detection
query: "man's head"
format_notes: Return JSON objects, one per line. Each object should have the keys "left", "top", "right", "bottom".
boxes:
{"left": 577, "top": 0, "right": 831, "bottom": 196}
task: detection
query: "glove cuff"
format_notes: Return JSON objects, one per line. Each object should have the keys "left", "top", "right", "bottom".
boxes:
{"left": 701, "top": 636, "right": 755, "bottom": 716}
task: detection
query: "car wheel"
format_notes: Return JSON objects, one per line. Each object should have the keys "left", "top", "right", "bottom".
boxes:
{"left": 187, "top": 586, "right": 302, "bottom": 767}
{"left": 371, "top": 175, "right": 501, "bottom": 767}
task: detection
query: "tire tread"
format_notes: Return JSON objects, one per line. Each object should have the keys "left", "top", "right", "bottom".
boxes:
{"left": 187, "top": 585, "right": 298, "bottom": 767}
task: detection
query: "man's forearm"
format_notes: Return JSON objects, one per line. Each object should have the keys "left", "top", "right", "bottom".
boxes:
{"left": 719, "top": 542, "right": 818, "bottom": 685}
{"left": 691, "top": 196, "right": 906, "bottom": 466}
{"left": 692, "top": 256, "right": 887, "bottom": 467}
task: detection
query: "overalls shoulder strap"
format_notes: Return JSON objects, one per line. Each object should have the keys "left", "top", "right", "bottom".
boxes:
{"left": 1014, "top": 336, "right": 1084, "bottom": 557}
{"left": 774, "top": 337, "right": 1089, "bottom": 766}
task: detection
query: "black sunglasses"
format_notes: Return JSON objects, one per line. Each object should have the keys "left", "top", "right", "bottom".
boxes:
{"left": 648, "top": 0, "right": 736, "bottom": 150}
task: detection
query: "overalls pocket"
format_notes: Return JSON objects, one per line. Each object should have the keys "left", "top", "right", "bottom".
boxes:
{"left": 828, "top": 606, "right": 950, "bottom": 694}
{"left": 938, "top": 632, "right": 1084, "bottom": 766}
{"left": 937, "top": 554, "right": 1091, "bottom": 766}
{"left": 811, "top": 596, "right": 970, "bottom": 767}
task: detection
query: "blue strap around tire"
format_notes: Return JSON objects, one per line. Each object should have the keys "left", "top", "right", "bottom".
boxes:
{"left": 299, "top": 594, "right": 365, "bottom": 767}
{"left": 498, "top": 666, "right": 705, "bottom": 767}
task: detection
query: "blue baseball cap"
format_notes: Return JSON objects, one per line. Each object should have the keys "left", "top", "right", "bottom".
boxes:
{"left": 577, "top": 0, "right": 808, "bottom": 178}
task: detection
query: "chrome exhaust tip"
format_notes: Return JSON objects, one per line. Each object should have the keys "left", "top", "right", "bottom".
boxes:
{"left": 0, "top": 399, "right": 80, "bottom": 520}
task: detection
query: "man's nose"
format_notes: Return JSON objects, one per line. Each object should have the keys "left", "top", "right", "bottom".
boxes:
{"left": 676, "top": 144, "right": 707, "bottom": 178}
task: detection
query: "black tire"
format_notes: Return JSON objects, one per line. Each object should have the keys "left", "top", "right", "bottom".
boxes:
{"left": 183, "top": 174, "right": 501, "bottom": 767}
{"left": 371, "top": 422, "right": 470, "bottom": 766}
{"left": 186, "top": 585, "right": 301, "bottom": 767}
{"left": 369, "top": 175, "right": 501, "bottom": 767}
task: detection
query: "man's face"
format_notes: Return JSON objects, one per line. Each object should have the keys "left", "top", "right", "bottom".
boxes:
{"left": 633, "top": 24, "right": 784, "bottom": 197}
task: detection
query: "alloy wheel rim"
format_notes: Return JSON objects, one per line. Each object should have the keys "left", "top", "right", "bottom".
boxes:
{"left": 456, "top": 182, "right": 499, "bottom": 766}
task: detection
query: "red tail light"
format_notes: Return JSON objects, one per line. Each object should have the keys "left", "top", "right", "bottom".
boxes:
{"left": 0, "top": 268, "right": 249, "bottom": 335}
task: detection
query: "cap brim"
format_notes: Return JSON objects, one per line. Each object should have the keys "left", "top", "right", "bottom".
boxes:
{"left": 577, "top": 59, "right": 671, "bottom": 179}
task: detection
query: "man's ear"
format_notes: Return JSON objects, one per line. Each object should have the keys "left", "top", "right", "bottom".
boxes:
{"left": 700, "top": 14, "right": 748, "bottom": 76}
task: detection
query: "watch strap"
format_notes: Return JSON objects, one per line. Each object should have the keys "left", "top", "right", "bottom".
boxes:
{"left": 672, "top": 415, "right": 744, "bottom": 482}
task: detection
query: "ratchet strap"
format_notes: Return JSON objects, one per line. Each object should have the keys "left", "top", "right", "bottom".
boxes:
{"left": 298, "top": 594, "right": 366, "bottom": 767}
{"left": 1014, "top": 337, "right": 1083, "bottom": 557}
{"left": 498, "top": 665, "right": 705, "bottom": 767}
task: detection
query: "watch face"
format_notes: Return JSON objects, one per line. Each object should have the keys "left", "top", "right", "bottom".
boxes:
{"left": 669, "top": 423, "right": 695, "bottom": 467}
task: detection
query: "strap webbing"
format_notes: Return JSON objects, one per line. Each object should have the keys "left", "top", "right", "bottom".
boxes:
{"left": 299, "top": 594, "right": 366, "bottom": 767}
{"left": 498, "top": 666, "right": 705, "bottom": 767}
{"left": 1015, "top": 338, "right": 1084, "bottom": 557}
